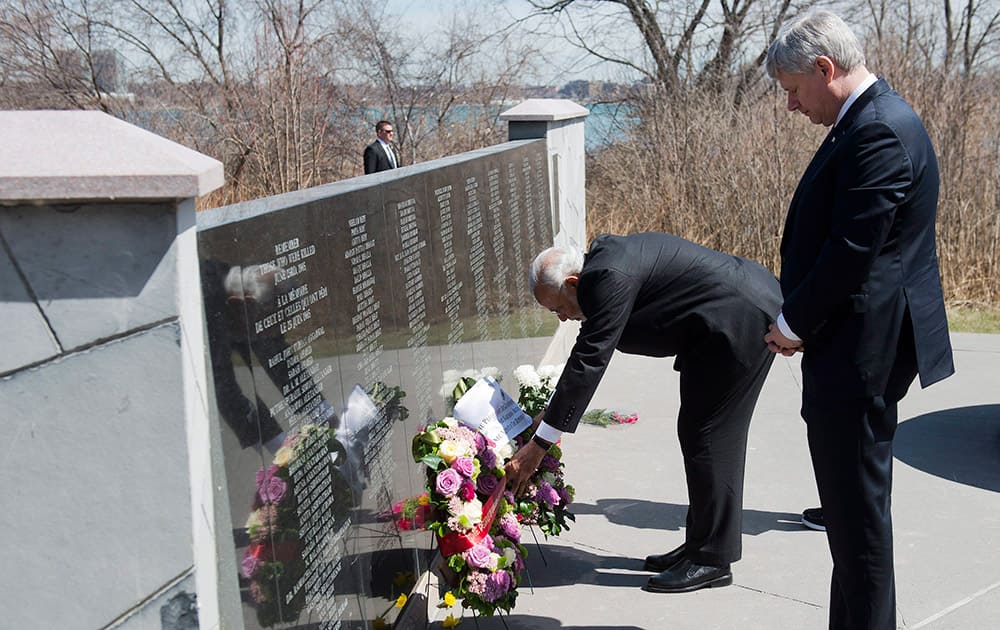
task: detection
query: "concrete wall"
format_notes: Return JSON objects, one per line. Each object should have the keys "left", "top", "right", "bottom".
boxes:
{"left": 0, "top": 100, "right": 588, "bottom": 628}
{"left": 0, "top": 111, "right": 225, "bottom": 629}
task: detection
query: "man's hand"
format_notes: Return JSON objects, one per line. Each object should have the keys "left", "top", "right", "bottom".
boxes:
{"left": 505, "top": 440, "right": 547, "bottom": 497}
{"left": 765, "top": 323, "right": 804, "bottom": 356}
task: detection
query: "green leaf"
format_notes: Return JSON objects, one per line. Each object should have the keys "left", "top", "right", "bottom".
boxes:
{"left": 421, "top": 453, "right": 443, "bottom": 469}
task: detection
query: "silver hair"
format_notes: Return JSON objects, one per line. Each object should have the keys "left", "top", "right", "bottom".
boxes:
{"left": 765, "top": 10, "right": 865, "bottom": 78}
{"left": 529, "top": 246, "right": 585, "bottom": 294}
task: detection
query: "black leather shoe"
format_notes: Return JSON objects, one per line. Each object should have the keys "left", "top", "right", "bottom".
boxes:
{"left": 645, "top": 558, "right": 732, "bottom": 593}
{"left": 801, "top": 507, "right": 825, "bottom": 531}
{"left": 643, "top": 543, "right": 686, "bottom": 572}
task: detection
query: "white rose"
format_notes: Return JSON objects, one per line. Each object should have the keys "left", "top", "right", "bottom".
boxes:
{"left": 461, "top": 498, "right": 484, "bottom": 525}
{"left": 503, "top": 547, "right": 517, "bottom": 565}
{"left": 442, "top": 369, "right": 462, "bottom": 383}
{"left": 497, "top": 442, "right": 515, "bottom": 460}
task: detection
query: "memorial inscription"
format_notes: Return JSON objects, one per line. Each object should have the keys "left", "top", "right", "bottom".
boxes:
{"left": 197, "top": 139, "right": 554, "bottom": 629}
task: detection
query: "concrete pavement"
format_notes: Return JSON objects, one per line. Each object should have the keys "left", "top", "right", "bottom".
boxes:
{"left": 430, "top": 332, "right": 1000, "bottom": 629}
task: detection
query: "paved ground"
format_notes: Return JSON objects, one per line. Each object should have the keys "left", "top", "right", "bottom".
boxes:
{"left": 430, "top": 332, "right": 1000, "bottom": 629}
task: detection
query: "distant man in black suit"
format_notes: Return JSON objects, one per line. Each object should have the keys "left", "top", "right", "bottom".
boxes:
{"left": 363, "top": 120, "right": 399, "bottom": 174}
{"left": 763, "top": 11, "right": 954, "bottom": 629}
{"left": 506, "top": 233, "right": 782, "bottom": 593}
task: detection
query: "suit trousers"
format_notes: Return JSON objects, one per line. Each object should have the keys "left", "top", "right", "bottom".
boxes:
{"left": 805, "top": 322, "right": 918, "bottom": 630}
{"left": 676, "top": 336, "right": 776, "bottom": 566}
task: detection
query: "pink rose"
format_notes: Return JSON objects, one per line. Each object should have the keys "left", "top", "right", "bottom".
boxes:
{"left": 436, "top": 468, "right": 462, "bottom": 497}
{"left": 452, "top": 456, "right": 475, "bottom": 478}
{"left": 260, "top": 475, "right": 288, "bottom": 504}
{"left": 240, "top": 552, "right": 261, "bottom": 579}
{"left": 465, "top": 543, "right": 493, "bottom": 569}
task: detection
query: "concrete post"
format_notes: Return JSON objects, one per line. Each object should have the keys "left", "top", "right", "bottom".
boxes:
{"left": 500, "top": 98, "right": 589, "bottom": 252}
{"left": 0, "top": 111, "right": 228, "bottom": 629}
{"left": 500, "top": 99, "right": 590, "bottom": 366}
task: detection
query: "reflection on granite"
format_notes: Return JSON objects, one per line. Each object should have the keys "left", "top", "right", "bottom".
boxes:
{"left": 197, "top": 140, "right": 554, "bottom": 628}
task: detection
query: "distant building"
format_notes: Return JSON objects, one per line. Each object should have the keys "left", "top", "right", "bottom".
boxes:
{"left": 53, "top": 48, "right": 124, "bottom": 94}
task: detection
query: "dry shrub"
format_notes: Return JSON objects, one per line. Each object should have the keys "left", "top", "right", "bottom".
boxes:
{"left": 587, "top": 72, "right": 1000, "bottom": 308}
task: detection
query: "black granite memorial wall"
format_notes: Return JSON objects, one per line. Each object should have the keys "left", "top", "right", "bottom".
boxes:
{"left": 197, "top": 139, "right": 556, "bottom": 629}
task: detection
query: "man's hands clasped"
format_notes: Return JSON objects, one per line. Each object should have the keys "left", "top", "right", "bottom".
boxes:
{"left": 765, "top": 323, "right": 804, "bottom": 356}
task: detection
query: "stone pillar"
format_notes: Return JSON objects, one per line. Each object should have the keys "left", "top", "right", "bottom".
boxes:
{"left": 500, "top": 99, "right": 589, "bottom": 365}
{"left": 0, "top": 111, "right": 229, "bottom": 629}
{"left": 500, "top": 98, "right": 589, "bottom": 252}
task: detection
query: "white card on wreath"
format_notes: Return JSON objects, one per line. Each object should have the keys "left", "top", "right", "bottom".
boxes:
{"left": 452, "top": 376, "right": 531, "bottom": 446}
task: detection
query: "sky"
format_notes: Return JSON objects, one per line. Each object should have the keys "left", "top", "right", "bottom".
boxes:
{"left": 380, "top": 0, "right": 643, "bottom": 85}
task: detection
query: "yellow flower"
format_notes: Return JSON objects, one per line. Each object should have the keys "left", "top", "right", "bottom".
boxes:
{"left": 272, "top": 445, "right": 293, "bottom": 467}
{"left": 442, "top": 613, "right": 461, "bottom": 628}
{"left": 417, "top": 493, "right": 431, "bottom": 506}
{"left": 395, "top": 594, "right": 407, "bottom": 608}
{"left": 443, "top": 591, "right": 457, "bottom": 607}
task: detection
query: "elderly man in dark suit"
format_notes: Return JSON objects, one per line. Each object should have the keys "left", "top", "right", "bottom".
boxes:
{"left": 363, "top": 120, "right": 399, "bottom": 174}
{"left": 506, "top": 232, "right": 782, "bottom": 593}
{"left": 763, "top": 11, "right": 954, "bottom": 629}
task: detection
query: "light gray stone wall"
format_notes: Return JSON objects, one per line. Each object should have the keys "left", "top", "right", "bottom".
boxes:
{"left": 0, "top": 111, "right": 225, "bottom": 629}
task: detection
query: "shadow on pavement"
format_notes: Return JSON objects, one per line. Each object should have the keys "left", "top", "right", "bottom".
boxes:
{"left": 570, "top": 498, "right": 806, "bottom": 535}
{"left": 895, "top": 404, "right": 1000, "bottom": 493}
{"left": 430, "top": 615, "right": 644, "bottom": 630}
{"left": 514, "top": 543, "right": 650, "bottom": 587}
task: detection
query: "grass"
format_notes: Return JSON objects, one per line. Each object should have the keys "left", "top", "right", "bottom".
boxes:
{"left": 947, "top": 306, "right": 1000, "bottom": 334}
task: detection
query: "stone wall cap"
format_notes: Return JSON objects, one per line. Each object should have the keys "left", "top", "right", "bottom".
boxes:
{"left": 499, "top": 99, "right": 589, "bottom": 122}
{"left": 0, "top": 110, "right": 224, "bottom": 204}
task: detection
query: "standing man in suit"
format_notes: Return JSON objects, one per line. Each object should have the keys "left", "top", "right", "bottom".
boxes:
{"left": 363, "top": 120, "right": 399, "bottom": 174}
{"left": 763, "top": 11, "right": 954, "bottom": 629}
{"left": 506, "top": 233, "right": 782, "bottom": 593}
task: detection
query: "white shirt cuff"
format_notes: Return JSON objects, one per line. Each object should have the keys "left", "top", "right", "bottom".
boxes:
{"left": 776, "top": 312, "right": 802, "bottom": 342}
{"left": 534, "top": 421, "right": 563, "bottom": 444}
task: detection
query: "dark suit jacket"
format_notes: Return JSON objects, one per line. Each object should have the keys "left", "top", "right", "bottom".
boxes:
{"left": 363, "top": 140, "right": 398, "bottom": 174}
{"left": 544, "top": 233, "right": 782, "bottom": 433}
{"left": 779, "top": 78, "right": 954, "bottom": 403}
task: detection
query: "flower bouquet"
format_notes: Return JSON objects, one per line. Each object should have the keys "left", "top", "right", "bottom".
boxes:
{"left": 382, "top": 492, "right": 433, "bottom": 531}
{"left": 511, "top": 364, "right": 576, "bottom": 537}
{"left": 512, "top": 363, "right": 564, "bottom": 418}
{"left": 581, "top": 408, "right": 640, "bottom": 426}
{"left": 240, "top": 424, "right": 352, "bottom": 627}
{"left": 411, "top": 417, "right": 527, "bottom": 617}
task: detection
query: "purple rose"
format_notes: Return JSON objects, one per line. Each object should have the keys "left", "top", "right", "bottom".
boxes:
{"left": 465, "top": 543, "right": 493, "bottom": 569}
{"left": 477, "top": 472, "right": 500, "bottom": 496}
{"left": 240, "top": 552, "right": 261, "bottom": 579}
{"left": 557, "top": 486, "right": 573, "bottom": 506}
{"left": 452, "top": 456, "right": 475, "bottom": 478}
{"left": 499, "top": 513, "right": 521, "bottom": 542}
{"left": 484, "top": 570, "right": 512, "bottom": 601}
{"left": 478, "top": 448, "right": 497, "bottom": 470}
{"left": 255, "top": 463, "right": 279, "bottom": 487}
{"left": 436, "top": 468, "right": 462, "bottom": 497}
{"left": 474, "top": 433, "right": 486, "bottom": 452}
{"left": 460, "top": 480, "right": 476, "bottom": 501}
{"left": 260, "top": 475, "right": 288, "bottom": 504}
{"left": 534, "top": 480, "right": 560, "bottom": 507}
{"left": 541, "top": 454, "right": 560, "bottom": 471}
